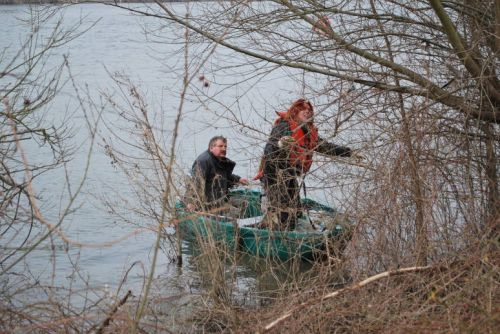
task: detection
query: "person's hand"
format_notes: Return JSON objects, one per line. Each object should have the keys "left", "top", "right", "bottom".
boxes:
{"left": 239, "top": 177, "right": 249, "bottom": 185}
{"left": 278, "top": 136, "right": 294, "bottom": 148}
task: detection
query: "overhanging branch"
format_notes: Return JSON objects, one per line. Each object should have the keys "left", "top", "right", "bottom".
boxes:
{"left": 150, "top": 1, "right": 498, "bottom": 124}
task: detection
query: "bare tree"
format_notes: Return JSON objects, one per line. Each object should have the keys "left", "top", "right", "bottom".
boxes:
{"left": 109, "top": 0, "right": 500, "bottom": 268}
{"left": 93, "top": 1, "right": 500, "bottom": 331}
{"left": 1, "top": 8, "right": 74, "bottom": 275}
{"left": 0, "top": 7, "right": 112, "bottom": 332}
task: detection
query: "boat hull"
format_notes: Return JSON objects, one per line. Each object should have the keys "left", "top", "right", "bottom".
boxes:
{"left": 239, "top": 224, "right": 345, "bottom": 261}
{"left": 176, "top": 188, "right": 353, "bottom": 261}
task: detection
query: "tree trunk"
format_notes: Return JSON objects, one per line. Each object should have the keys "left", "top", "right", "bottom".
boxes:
{"left": 483, "top": 122, "right": 499, "bottom": 238}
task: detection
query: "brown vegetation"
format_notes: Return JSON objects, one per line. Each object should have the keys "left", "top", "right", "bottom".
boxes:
{"left": 2, "top": 1, "right": 499, "bottom": 333}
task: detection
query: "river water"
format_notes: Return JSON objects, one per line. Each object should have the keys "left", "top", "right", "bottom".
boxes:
{"left": 1, "top": 2, "right": 318, "bottom": 304}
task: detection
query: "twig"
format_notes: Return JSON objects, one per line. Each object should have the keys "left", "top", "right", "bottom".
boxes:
{"left": 260, "top": 265, "right": 432, "bottom": 332}
{"left": 96, "top": 290, "right": 133, "bottom": 334}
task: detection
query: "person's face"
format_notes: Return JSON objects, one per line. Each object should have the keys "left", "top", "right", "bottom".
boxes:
{"left": 209, "top": 139, "right": 227, "bottom": 158}
{"left": 296, "top": 103, "right": 314, "bottom": 123}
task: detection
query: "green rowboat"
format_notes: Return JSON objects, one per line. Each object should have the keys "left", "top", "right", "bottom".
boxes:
{"left": 176, "top": 188, "right": 353, "bottom": 261}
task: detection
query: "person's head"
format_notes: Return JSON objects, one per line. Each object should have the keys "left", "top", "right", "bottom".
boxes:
{"left": 208, "top": 136, "right": 227, "bottom": 158}
{"left": 286, "top": 98, "right": 314, "bottom": 124}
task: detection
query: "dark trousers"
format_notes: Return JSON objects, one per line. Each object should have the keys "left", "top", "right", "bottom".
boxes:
{"left": 263, "top": 169, "right": 301, "bottom": 230}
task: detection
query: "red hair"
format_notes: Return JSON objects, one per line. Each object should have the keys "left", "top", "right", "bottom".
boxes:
{"left": 283, "top": 98, "right": 314, "bottom": 122}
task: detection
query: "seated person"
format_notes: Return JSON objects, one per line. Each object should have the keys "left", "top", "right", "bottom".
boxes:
{"left": 184, "top": 136, "right": 248, "bottom": 213}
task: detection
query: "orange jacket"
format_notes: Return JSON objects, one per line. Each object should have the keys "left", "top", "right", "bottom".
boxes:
{"left": 277, "top": 112, "right": 318, "bottom": 173}
{"left": 254, "top": 112, "right": 318, "bottom": 180}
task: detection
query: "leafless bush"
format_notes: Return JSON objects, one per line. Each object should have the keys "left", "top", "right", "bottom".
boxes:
{"left": 0, "top": 7, "right": 142, "bottom": 333}
{"left": 102, "top": 0, "right": 500, "bottom": 331}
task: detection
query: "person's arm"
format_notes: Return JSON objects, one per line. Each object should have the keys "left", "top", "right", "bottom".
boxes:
{"left": 264, "top": 120, "right": 291, "bottom": 169}
{"left": 184, "top": 158, "right": 210, "bottom": 211}
{"left": 192, "top": 158, "right": 211, "bottom": 187}
{"left": 228, "top": 173, "right": 240, "bottom": 186}
{"left": 229, "top": 173, "right": 249, "bottom": 186}
{"left": 315, "top": 136, "right": 352, "bottom": 157}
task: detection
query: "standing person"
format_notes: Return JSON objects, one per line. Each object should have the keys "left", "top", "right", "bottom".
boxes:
{"left": 185, "top": 136, "right": 249, "bottom": 212}
{"left": 254, "top": 98, "right": 355, "bottom": 230}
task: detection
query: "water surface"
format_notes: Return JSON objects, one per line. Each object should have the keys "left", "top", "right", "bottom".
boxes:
{"left": 1, "top": 2, "right": 307, "bottom": 300}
